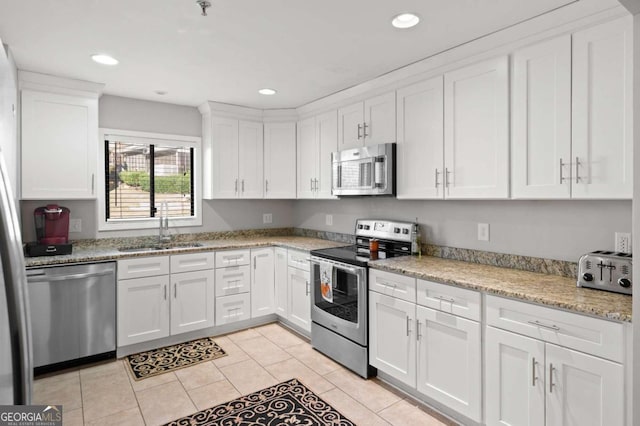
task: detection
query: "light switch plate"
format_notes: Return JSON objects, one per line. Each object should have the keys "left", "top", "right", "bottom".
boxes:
{"left": 615, "top": 232, "right": 631, "bottom": 253}
{"left": 263, "top": 213, "right": 273, "bottom": 224}
{"left": 326, "top": 214, "right": 333, "bottom": 226}
{"left": 69, "top": 218, "right": 82, "bottom": 233}
{"left": 477, "top": 223, "right": 489, "bottom": 241}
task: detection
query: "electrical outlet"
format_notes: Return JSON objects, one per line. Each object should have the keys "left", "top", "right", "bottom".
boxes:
{"left": 615, "top": 232, "right": 631, "bottom": 253}
{"left": 69, "top": 218, "right": 82, "bottom": 233}
{"left": 263, "top": 213, "right": 272, "bottom": 224}
{"left": 326, "top": 214, "right": 333, "bottom": 226}
{"left": 477, "top": 223, "right": 489, "bottom": 241}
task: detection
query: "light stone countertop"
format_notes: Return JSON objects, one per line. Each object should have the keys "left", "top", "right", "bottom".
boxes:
{"left": 24, "top": 236, "right": 349, "bottom": 268}
{"left": 369, "top": 255, "right": 632, "bottom": 323}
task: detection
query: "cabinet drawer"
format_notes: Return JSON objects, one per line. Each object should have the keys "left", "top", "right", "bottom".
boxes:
{"left": 118, "top": 256, "right": 170, "bottom": 280}
{"left": 369, "top": 269, "right": 416, "bottom": 303}
{"left": 170, "top": 252, "right": 215, "bottom": 273}
{"left": 215, "top": 265, "right": 251, "bottom": 296}
{"left": 216, "top": 293, "right": 251, "bottom": 325}
{"left": 215, "top": 249, "right": 250, "bottom": 267}
{"left": 486, "top": 295, "right": 624, "bottom": 362}
{"left": 288, "top": 250, "right": 310, "bottom": 271}
{"left": 417, "top": 279, "right": 481, "bottom": 321}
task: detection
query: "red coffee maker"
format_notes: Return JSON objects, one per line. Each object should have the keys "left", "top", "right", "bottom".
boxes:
{"left": 26, "top": 204, "right": 73, "bottom": 256}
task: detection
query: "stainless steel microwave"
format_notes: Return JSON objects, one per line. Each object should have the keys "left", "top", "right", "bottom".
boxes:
{"left": 331, "top": 142, "right": 396, "bottom": 196}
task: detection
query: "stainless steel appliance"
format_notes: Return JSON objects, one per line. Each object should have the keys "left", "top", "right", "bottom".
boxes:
{"left": 25, "top": 204, "right": 73, "bottom": 256}
{"left": 26, "top": 262, "right": 116, "bottom": 373}
{"left": 310, "top": 219, "right": 415, "bottom": 378}
{"left": 0, "top": 154, "right": 32, "bottom": 404}
{"left": 331, "top": 142, "right": 396, "bottom": 196}
{"left": 577, "top": 251, "right": 632, "bottom": 295}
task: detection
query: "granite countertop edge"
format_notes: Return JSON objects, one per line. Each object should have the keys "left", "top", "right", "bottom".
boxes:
{"left": 369, "top": 258, "right": 632, "bottom": 323}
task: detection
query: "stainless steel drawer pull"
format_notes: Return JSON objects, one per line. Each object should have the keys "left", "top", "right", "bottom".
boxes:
{"left": 575, "top": 157, "right": 580, "bottom": 184}
{"left": 435, "top": 295, "right": 455, "bottom": 303}
{"left": 174, "top": 283, "right": 177, "bottom": 298}
{"left": 416, "top": 319, "right": 422, "bottom": 341}
{"left": 164, "top": 285, "right": 167, "bottom": 300}
{"left": 559, "top": 158, "right": 568, "bottom": 183}
{"left": 531, "top": 357, "right": 538, "bottom": 386}
{"left": 305, "top": 280, "right": 310, "bottom": 296}
{"left": 406, "top": 316, "right": 411, "bottom": 336}
{"left": 357, "top": 123, "right": 362, "bottom": 139}
{"left": 527, "top": 320, "right": 560, "bottom": 332}
{"left": 549, "top": 363, "right": 555, "bottom": 393}
{"left": 435, "top": 169, "right": 440, "bottom": 188}
{"left": 235, "top": 179, "right": 238, "bottom": 193}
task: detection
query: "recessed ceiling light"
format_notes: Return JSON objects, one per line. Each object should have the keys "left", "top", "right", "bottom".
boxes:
{"left": 91, "top": 54, "right": 119, "bottom": 66}
{"left": 392, "top": 13, "right": 420, "bottom": 29}
{"left": 258, "top": 88, "right": 277, "bottom": 96}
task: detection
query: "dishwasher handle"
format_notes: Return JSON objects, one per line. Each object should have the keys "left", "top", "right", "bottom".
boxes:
{"left": 27, "top": 270, "right": 114, "bottom": 283}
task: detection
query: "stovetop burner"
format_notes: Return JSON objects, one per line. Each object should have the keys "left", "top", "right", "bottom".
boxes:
{"left": 310, "top": 244, "right": 402, "bottom": 267}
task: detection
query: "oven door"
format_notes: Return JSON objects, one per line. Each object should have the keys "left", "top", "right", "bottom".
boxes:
{"left": 309, "top": 256, "right": 367, "bottom": 346}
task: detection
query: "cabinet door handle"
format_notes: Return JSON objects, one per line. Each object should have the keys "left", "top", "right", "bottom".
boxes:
{"left": 406, "top": 316, "right": 411, "bottom": 336}
{"left": 357, "top": 123, "right": 362, "bottom": 139}
{"left": 174, "top": 283, "right": 177, "bottom": 298}
{"left": 445, "top": 168, "right": 451, "bottom": 191}
{"left": 549, "top": 363, "right": 555, "bottom": 393}
{"left": 254, "top": 257, "right": 256, "bottom": 269}
{"left": 575, "top": 157, "right": 580, "bottom": 184}
{"left": 265, "top": 179, "right": 268, "bottom": 193}
{"left": 314, "top": 178, "right": 319, "bottom": 192}
{"left": 91, "top": 174, "right": 95, "bottom": 195}
{"left": 363, "top": 122, "right": 369, "bottom": 138}
{"left": 242, "top": 179, "right": 245, "bottom": 193}
{"left": 435, "top": 169, "right": 440, "bottom": 188}
{"left": 531, "top": 357, "right": 538, "bottom": 386}
{"left": 235, "top": 179, "right": 238, "bottom": 193}
{"left": 310, "top": 178, "right": 314, "bottom": 191}
{"left": 559, "top": 158, "right": 567, "bottom": 183}
{"left": 164, "top": 284, "right": 167, "bottom": 300}
{"left": 305, "top": 280, "right": 310, "bottom": 296}
{"left": 416, "top": 319, "right": 421, "bottom": 341}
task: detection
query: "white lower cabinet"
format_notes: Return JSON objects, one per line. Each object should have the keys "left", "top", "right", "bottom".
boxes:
{"left": 215, "top": 249, "right": 251, "bottom": 325}
{"left": 251, "top": 247, "right": 275, "bottom": 317}
{"left": 369, "top": 291, "right": 416, "bottom": 387}
{"left": 287, "top": 266, "right": 311, "bottom": 332}
{"left": 117, "top": 274, "right": 170, "bottom": 346}
{"left": 117, "top": 253, "right": 215, "bottom": 347}
{"left": 416, "top": 306, "right": 481, "bottom": 421}
{"left": 274, "top": 247, "right": 288, "bottom": 317}
{"left": 216, "top": 293, "right": 251, "bottom": 325}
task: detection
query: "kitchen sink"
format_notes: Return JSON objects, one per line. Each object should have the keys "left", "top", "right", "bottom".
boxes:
{"left": 118, "top": 242, "right": 204, "bottom": 252}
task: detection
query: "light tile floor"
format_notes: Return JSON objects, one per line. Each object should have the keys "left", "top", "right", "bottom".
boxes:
{"left": 34, "top": 322, "right": 456, "bottom": 426}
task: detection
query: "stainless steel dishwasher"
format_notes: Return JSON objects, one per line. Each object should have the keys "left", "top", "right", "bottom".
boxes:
{"left": 26, "top": 262, "right": 116, "bottom": 373}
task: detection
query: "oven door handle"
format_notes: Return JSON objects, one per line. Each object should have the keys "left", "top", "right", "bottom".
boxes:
{"left": 309, "top": 257, "right": 359, "bottom": 275}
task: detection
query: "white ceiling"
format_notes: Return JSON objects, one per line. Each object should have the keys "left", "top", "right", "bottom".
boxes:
{"left": 0, "top": 0, "right": 617, "bottom": 109}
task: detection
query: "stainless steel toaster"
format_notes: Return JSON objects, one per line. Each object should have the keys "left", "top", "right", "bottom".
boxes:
{"left": 577, "top": 251, "right": 632, "bottom": 295}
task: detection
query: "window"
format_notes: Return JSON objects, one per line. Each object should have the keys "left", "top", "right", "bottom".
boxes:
{"left": 98, "top": 129, "right": 202, "bottom": 231}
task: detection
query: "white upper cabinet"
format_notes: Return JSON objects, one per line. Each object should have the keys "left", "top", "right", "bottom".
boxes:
{"left": 264, "top": 122, "right": 296, "bottom": 199}
{"left": 396, "top": 76, "right": 444, "bottom": 199}
{"left": 512, "top": 35, "right": 572, "bottom": 199}
{"left": 21, "top": 90, "right": 98, "bottom": 199}
{"left": 296, "top": 111, "right": 337, "bottom": 199}
{"left": 338, "top": 92, "right": 396, "bottom": 150}
{"left": 444, "top": 56, "right": 510, "bottom": 199}
{"left": 238, "top": 120, "right": 264, "bottom": 198}
{"left": 572, "top": 17, "right": 633, "bottom": 199}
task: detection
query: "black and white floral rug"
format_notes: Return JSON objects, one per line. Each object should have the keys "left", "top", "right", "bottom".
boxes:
{"left": 126, "top": 337, "right": 227, "bottom": 380}
{"left": 165, "top": 378, "right": 355, "bottom": 425}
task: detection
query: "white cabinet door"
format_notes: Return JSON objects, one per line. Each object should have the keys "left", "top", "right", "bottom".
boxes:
{"left": 238, "top": 120, "right": 264, "bottom": 198}
{"left": 444, "top": 56, "right": 509, "bottom": 199}
{"left": 485, "top": 326, "right": 545, "bottom": 426}
{"left": 396, "top": 77, "right": 444, "bottom": 199}
{"left": 364, "top": 92, "right": 396, "bottom": 146}
{"left": 216, "top": 293, "right": 251, "bottom": 325}
{"left": 368, "top": 291, "right": 416, "bottom": 387}
{"left": 316, "top": 110, "right": 338, "bottom": 199}
{"left": 117, "top": 275, "right": 170, "bottom": 346}
{"left": 288, "top": 266, "right": 311, "bottom": 332}
{"left": 545, "top": 344, "right": 624, "bottom": 426}
{"left": 274, "top": 247, "right": 288, "bottom": 318}
{"left": 572, "top": 17, "right": 633, "bottom": 199}
{"left": 264, "top": 122, "right": 296, "bottom": 199}
{"left": 416, "top": 306, "right": 481, "bottom": 422}
{"left": 21, "top": 90, "right": 98, "bottom": 199}
{"left": 251, "top": 247, "right": 275, "bottom": 318}
{"left": 296, "top": 116, "right": 317, "bottom": 199}
{"left": 512, "top": 36, "right": 572, "bottom": 199}
{"left": 338, "top": 102, "right": 364, "bottom": 150}
{"left": 209, "top": 116, "right": 239, "bottom": 198}
{"left": 170, "top": 270, "right": 215, "bottom": 335}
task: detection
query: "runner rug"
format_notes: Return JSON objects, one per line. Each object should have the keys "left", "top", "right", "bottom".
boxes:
{"left": 126, "top": 337, "right": 227, "bottom": 380}
{"left": 164, "top": 378, "right": 355, "bottom": 425}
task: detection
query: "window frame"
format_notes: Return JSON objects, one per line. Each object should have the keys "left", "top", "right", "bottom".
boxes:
{"left": 97, "top": 128, "right": 202, "bottom": 231}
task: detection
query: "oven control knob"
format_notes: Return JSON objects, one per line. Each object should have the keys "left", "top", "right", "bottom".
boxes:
{"left": 402, "top": 228, "right": 409, "bottom": 234}
{"left": 394, "top": 227, "right": 400, "bottom": 233}
{"left": 357, "top": 224, "right": 363, "bottom": 229}
{"left": 618, "top": 278, "right": 631, "bottom": 288}
{"left": 364, "top": 225, "right": 370, "bottom": 230}
{"left": 582, "top": 273, "right": 593, "bottom": 282}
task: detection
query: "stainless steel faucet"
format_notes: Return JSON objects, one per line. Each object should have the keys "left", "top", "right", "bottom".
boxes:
{"left": 159, "top": 201, "right": 171, "bottom": 244}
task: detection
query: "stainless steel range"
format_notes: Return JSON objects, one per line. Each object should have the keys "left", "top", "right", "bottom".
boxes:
{"left": 309, "top": 219, "right": 416, "bottom": 378}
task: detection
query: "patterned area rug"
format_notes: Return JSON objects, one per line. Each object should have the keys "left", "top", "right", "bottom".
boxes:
{"left": 126, "top": 337, "right": 227, "bottom": 380}
{"left": 165, "top": 378, "right": 355, "bottom": 426}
